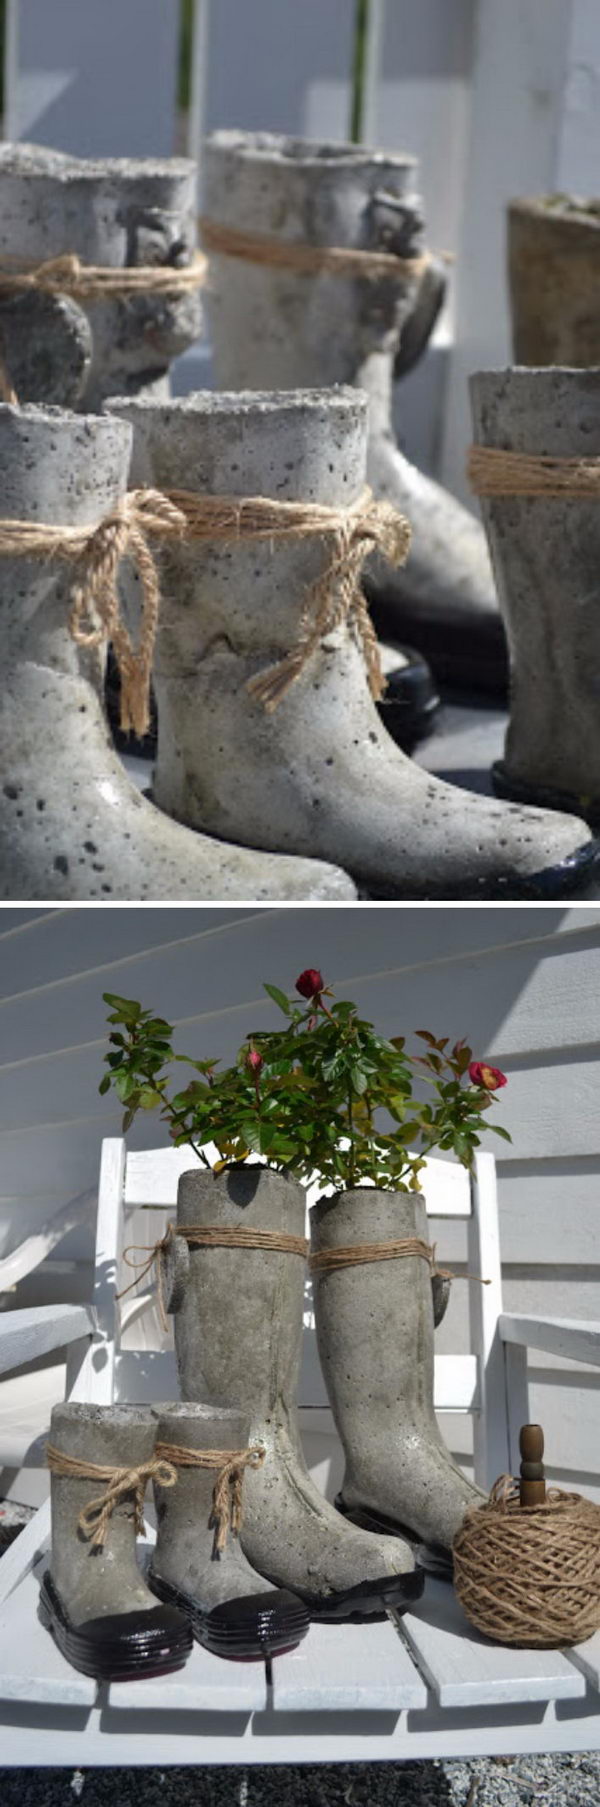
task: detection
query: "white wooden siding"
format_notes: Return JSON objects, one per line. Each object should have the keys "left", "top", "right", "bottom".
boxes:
{"left": 0, "top": 903, "right": 599, "bottom": 1505}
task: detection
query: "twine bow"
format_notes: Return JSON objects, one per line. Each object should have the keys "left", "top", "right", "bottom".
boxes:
{"left": 155, "top": 1439, "right": 265, "bottom": 1553}
{"left": 45, "top": 1443, "right": 177, "bottom": 1548}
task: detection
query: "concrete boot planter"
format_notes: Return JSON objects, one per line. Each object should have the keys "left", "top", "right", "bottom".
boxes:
{"left": 149, "top": 1402, "right": 310, "bottom": 1658}
{"left": 0, "top": 143, "right": 202, "bottom": 410}
{"left": 311, "top": 1191, "right": 484, "bottom": 1571}
{"left": 508, "top": 197, "right": 600, "bottom": 367}
{"left": 470, "top": 367, "right": 600, "bottom": 828}
{"left": 164, "top": 1165, "right": 423, "bottom": 1619}
{"left": 109, "top": 387, "right": 595, "bottom": 899}
{"left": 40, "top": 1403, "right": 192, "bottom": 1680}
{"left": 200, "top": 128, "right": 506, "bottom": 695}
{"left": 0, "top": 402, "right": 355, "bottom": 901}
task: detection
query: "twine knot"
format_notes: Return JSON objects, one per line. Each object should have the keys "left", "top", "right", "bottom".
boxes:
{"left": 155, "top": 1439, "right": 266, "bottom": 1554}
{"left": 46, "top": 1444, "right": 177, "bottom": 1548}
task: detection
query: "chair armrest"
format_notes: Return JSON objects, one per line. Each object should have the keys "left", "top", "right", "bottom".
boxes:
{"left": 0, "top": 1305, "right": 95, "bottom": 1376}
{"left": 499, "top": 1312, "right": 600, "bottom": 1368}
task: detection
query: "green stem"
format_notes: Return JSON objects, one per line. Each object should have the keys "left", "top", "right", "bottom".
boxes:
{"left": 350, "top": 0, "right": 370, "bottom": 143}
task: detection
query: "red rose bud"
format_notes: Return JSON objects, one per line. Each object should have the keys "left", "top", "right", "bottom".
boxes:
{"left": 296, "top": 968, "right": 324, "bottom": 999}
{"left": 246, "top": 1047, "right": 263, "bottom": 1074}
{"left": 468, "top": 1061, "right": 507, "bottom": 1092}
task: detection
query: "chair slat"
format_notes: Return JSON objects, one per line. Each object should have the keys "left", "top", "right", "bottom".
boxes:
{"left": 125, "top": 1148, "right": 472, "bottom": 1216}
{"left": 400, "top": 1579, "right": 586, "bottom": 1708}
{"left": 270, "top": 1616, "right": 427, "bottom": 1712}
{"left": 500, "top": 1313, "right": 600, "bottom": 1367}
{"left": 0, "top": 1305, "right": 94, "bottom": 1376}
{"left": 0, "top": 1562, "right": 95, "bottom": 1706}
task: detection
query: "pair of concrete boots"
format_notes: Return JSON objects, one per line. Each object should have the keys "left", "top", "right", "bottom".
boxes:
{"left": 1, "top": 136, "right": 598, "bottom": 902}
{"left": 43, "top": 1170, "right": 474, "bottom": 1681}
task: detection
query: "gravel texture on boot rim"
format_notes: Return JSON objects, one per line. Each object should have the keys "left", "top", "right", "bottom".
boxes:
{"left": 1, "top": 1756, "right": 600, "bottom": 1804}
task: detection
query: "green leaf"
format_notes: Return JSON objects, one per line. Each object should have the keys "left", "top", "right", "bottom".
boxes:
{"left": 351, "top": 1065, "right": 368, "bottom": 1095}
{"left": 487, "top": 1124, "right": 513, "bottom": 1143}
{"left": 264, "top": 983, "right": 292, "bottom": 1016}
{"left": 138, "top": 1087, "right": 163, "bottom": 1110}
{"left": 98, "top": 1073, "right": 111, "bottom": 1095}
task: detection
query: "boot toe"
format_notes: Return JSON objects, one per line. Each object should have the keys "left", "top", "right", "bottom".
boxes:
{"left": 204, "top": 1587, "right": 310, "bottom": 1658}
{"left": 40, "top": 1573, "right": 192, "bottom": 1679}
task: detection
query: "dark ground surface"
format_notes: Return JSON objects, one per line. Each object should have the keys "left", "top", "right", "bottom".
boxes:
{"left": 1, "top": 1755, "right": 600, "bottom": 1805}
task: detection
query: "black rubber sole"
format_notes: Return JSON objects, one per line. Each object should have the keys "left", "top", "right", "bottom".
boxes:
{"left": 376, "top": 645, "right": 441, "bottom": 753}
{"left": 365, "top": 578, "right": 509, "bottom": 700}
{"left": 335, "top": 1494, "right": 453, "bottom": 1584}
{"left": 361, "top": 835, "right": 600, "bottom": 902}
{"left": 39, "top": 1571, "right": 192, "bottom": 1681}
{"left": 293, "top": 1563, "right": 425, "bottom": 1624}
{"left": 492, "top": 759, "right": 600, "bottom": 831}
{"left": 148, "top": 1567, "right": 310, "bottom": 1660}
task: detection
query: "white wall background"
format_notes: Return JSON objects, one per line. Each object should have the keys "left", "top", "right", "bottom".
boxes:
{"left": 1, "top": 903, "right": 599, "bottom": 1504}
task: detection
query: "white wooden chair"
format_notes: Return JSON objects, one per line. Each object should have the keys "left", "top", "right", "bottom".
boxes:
{"left": 1, "top": 1137, "right": 600, "bottom": 1767}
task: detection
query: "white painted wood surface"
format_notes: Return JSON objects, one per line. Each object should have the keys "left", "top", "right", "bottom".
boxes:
{"left": 270, "top": 1617, "right": 427, "bottom": 1714}
{"left": 0, "top": 1304, "right": 94, "bottom": 1375}
{"left": 400, "top": 1580, "right": 586, "bottom": 1709}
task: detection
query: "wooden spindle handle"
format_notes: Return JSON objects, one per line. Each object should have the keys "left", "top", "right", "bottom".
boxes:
{"left": 519, "top": 1422, "right": 546, "bottom": 1506}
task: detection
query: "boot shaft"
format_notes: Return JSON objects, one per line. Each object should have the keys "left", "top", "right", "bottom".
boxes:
{"left": 202, "top": 130, "right": 422, "bottom": 392}
{"left": 152, "top": 1402, "right": 252, "bottom": 1565}
{"left": 108, "top": 386, "right": 367, "bottom": 678}
{"left": 311, "top": 1189, "right": 437, "bottom": 1415}
{"left": 0, "top": 144, "right": 201, "bottom": 408}
{"left": 0, "top": 403, "right": 132, "bottom": 676}
{"left": 470, "top": 367, "right": 600, "bottom": 790}
{"left": 508, "top": 199, "right": 600, "bottom": 367}
{"left": 49, "top": 1403, "right": 157, "bottom": 1599}
{"left": 172, "top": 1166, "right": 307, "bottom": 1422}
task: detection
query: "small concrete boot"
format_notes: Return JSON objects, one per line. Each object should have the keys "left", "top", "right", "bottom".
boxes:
{"left": 311, "top": 1191, "right": 484, "bottom": 1573}
{"left": 508, "top": 198, "right": 600, "bottom": 367}
{"left": 109, "top": 386, "right": 596, "bottom": 899}
{"left": 40, "top": 1403, "right": 192, "bottom": 1680}
{"left": 0, "top": 401, "right": 355, "bottom": 901}
{"left": 200, "top": 128, "right": 506, "bottom": 694}
{"left": 471, "top": 367, "right": 600, "bottom": 829}
{"left": 0, "top": 143, "right": 203, "bottom": 409}
{"left": 164, "top": 1166, "right": 423, "bottom": 1620}
{"left": 149, "top": 1403, "right": 310, "bottom": 1658}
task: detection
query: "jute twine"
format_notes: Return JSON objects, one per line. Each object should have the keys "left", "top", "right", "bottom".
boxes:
{"left": 468, "top": 444, "right": 600, "bottom": 499}
{"left": 0, "top": 249, "right": 207, "bottom": 302}
{"left": 45, "top": 1443, "right": 177, "bottom": 1549}
{"left": 453, "top": 1474, "right": 600, "bottom": 1647}
{"left": 309, "top": 1236, "right": 490, "bottom": 1283}
{"left": 0, "top": 482, "right": 408, "bottom": 731}
{"left": 154, "top": 1439, "right": 265, "bottom": 1554}
{"left": 200, "top": 216, "right": 431, "bottom": 285}
{"left": 0, "top": 487, "right": 186, "bottom": 737}
{"left": 117, "top": 1222, "right": 309, "bottom": 1334}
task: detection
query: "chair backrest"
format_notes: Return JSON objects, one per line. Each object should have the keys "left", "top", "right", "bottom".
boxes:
{"left": 77, "top": 1140, "right": 507, "bottom": 1488}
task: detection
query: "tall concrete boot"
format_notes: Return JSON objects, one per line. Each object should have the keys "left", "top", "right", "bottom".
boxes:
{"left": 40, "top": 1403, "right": 192, "bottom": 1680}
{"left": 200, "top": 128, "right": 506, "bottom": 695}
{"left": 311, "top": 1192, "right": 484, "bottom": 1573}
{"left": 0, "top": 143, "right": 203, "bottom": 409}
{"left": 149, "top": 1403, "right": 310, "bottom": 1657}
{"left": 110, "top": 387, "right": 596, "bottom": 899}
{"left": 164, "top": 1166, "right": 423, "bottom": 1619}
{"left": 470, "top": 367, "right": 600, "bottom": 829}
{"left": 508, "top": 198, "right": 600, "bottom": 367}
{"left": 0, "top": 402, "right": 355, "bottom": 901}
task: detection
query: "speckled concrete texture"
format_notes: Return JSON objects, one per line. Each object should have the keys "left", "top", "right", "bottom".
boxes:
{"left": 311, "top": 1191, "right": 484, "bottom": 1554}
{"left": 48, "top": 1404, "right": 160, "bottom": 1625}
{"left": 0, "top": 142, "right": 202, "bottom": 409}
{"left": 151, "top": 1403, "right": 286, "bottom": 1610}
{"left": 0, "top": 401, "right": 355, "bottom": 901}
{"left": 168, "top": 1165, "right": 417, "bottom": 1606}
{"left": 107, "top": 386, "right": 596, "bottom": 899}
{"left": 201, "top": 129, "right": 501, "bottom": 661}
{"left": 471, "top": 368, "right": 600, "bottom": 824}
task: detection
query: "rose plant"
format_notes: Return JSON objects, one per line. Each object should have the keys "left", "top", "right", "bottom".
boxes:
{"left": 99, "top": 968, "right": 510, "bottom": 1192}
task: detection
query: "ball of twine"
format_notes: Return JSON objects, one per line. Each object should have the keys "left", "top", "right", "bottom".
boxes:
{"left": 453, "top": 1476, "right": 600, "bottom": 1647}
